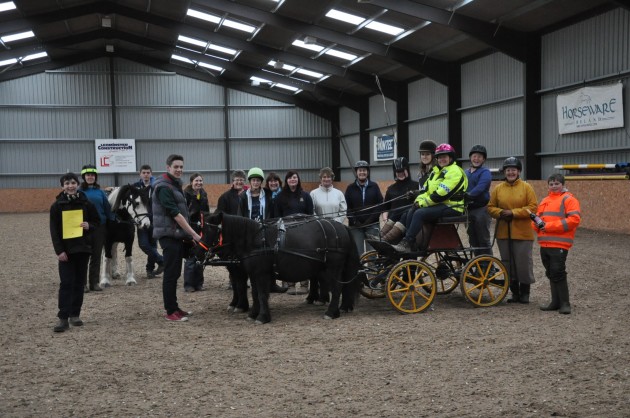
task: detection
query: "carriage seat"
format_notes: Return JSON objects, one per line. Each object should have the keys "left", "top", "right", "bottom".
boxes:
{"left": 435, "top": 215, "right": 469, "bottom": 224}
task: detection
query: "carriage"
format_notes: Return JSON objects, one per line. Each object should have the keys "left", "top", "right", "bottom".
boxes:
{"left": 359, "top": 215, "right": 510, "bottom": 314}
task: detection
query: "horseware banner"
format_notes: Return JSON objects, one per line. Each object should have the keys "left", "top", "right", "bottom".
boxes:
{"left": 94, "top": 139, "right": 137, "bottom": 173}
{"left": 374, "top": 133, "right": 396, "bottom": 161}
{"left": 556, "top": 83, "right": 624, "bottom": 134}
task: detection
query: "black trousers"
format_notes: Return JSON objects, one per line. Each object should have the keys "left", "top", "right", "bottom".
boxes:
{"left": 540, "top": 247, "right": 568, "bottom": 283}
{"left": 159, "top": 237, "right": 184, "bottom": 314}
{"left": 58, "top": 253, "right": 90, "bottom": 319}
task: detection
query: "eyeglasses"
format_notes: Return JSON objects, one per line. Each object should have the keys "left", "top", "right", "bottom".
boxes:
{"left": 233, "top": 179, "right": 245, "bottom": 183}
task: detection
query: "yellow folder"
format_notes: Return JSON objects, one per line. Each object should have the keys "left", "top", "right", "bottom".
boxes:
{"left": 62, "top": 210, "right": 84, "bottom": 239}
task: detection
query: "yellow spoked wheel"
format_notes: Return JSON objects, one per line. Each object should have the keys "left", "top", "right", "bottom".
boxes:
{"left": 420, "top": 252, "right": 460, "bottom": 294}
{"left": 459, "top": 255, "right": 509, "bottom": 307}
{"left": 359, "top": 250, "right": 391, "bottom": 299}
{"left": 386, "top": 260, "right": 436, "bottom": 314}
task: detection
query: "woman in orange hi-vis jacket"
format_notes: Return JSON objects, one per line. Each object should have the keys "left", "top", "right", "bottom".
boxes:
{"left": 533, "top": 173, "right": 581, "bottom": 315}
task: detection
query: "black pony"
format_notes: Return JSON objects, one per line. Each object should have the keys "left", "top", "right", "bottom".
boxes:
{"left": 100, "top": 184, "right": 151, "bottom": 287}
{"left": 197, "top": 212, "right": 361, "bottom": 324}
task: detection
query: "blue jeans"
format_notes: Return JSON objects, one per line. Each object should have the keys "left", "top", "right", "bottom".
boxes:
{"left": 138, "top": 227, "right": 163, "bottom": 272}
{"left": 350, "top": 225, "right": 379, "bottom": 255}
{"left": 159, "top": 237, "right": 184, "bottom": 315}
{"left": 404, "top": 204, "right": 459, "bottom": 243}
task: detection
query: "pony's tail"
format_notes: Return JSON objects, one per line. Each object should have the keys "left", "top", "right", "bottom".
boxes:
{"left": 341, "top": 226, "right": 362, "bottom": 311}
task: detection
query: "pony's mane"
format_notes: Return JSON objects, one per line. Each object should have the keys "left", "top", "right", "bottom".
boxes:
{"left": 111, "top": 186, "right": 125, "bottom": 211}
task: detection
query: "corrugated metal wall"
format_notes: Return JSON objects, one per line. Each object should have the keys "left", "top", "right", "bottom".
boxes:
{"left": 0, "top": 57, "right": 332, "bottom": 187}
{"left": 407, "top": 77, "right": 448, "bottom": 173}
{"left": 460, "top": 52, "right": 525, "bottom": 174}
{"left": 339, "top": 106, "right": 360, "bottom": 182}
{"left": 540, "top": 8, "right": 630, "bottom": 177}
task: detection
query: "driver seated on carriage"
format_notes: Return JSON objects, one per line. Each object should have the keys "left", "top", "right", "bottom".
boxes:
{"left": 382, "top": 143, "right": 468, "bottom": 253}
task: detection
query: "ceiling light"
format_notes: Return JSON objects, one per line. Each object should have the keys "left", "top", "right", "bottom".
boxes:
{"left": 101, "top": 17, "right": 112, "bottom": 28}
{"left": 251, "top": 80, "right": 260, "bottom": 86}
{"left": 304, "top": 36, "right": 317, "bottom": 45}
{"left": 273, "top": 60, "right": 284, "bottom": 70}
{"left": 0, "top": 58, "right": 18, "bottom": 67}
{"left": 365, "top": 21, "right": 404, "bottom": 36}
{"left": 325, "top": 49, "right": 357, "bottom": 61}
{"left": 187, "top": 9, "right": 221, "bottom": 24}
{"left": 105, "top": 44, "right": 114, "bottom": 53}
{"left": 292, "top": 40, "right": 324, "bottom": 53}
{"left": 171, "top": 54, "right": 194, "bottom": 64}
{"left": 250, "top": 76, "right": 271, "bottom": 84}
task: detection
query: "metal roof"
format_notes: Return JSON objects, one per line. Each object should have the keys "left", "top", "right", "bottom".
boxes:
{"left": 1, "top": 0, "right": 627, "bottom": 115}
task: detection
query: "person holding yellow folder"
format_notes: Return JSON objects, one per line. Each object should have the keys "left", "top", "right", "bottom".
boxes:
{"left": 49, "top": 173, "right": 100, "bottom": 333}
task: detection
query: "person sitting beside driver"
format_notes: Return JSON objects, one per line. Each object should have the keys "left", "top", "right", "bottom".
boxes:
{"left": 385, "top": 143, "right": 467, "bottom": 253}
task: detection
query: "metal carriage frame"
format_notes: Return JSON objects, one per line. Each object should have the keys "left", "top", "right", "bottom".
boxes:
{"left": 360, "top": 216, "right": 510, "bottom": 314}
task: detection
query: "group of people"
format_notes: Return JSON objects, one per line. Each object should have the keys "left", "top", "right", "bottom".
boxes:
{"left": 372, "top": 140, "right": 581, "bottom": 315}
{"left": 49, "top": 146, "right": 582, "bottom": 331}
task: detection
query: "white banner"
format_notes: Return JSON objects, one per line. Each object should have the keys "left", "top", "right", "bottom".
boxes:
{"left": 557, "top": 83, "right": 624, "bottom": 134}
{"left": 373, "top": 133, "right": 397, "bottom": 161}
{"left": 95, "top": 139, "right": 136, "bottom": 173}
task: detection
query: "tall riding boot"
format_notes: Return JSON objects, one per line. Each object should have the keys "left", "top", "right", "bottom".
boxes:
{"left": 519, "top": 283, "right": 530, "bottom": 304}
{"left": 557, "top": 279, "right": 572, "bottom": 314}
{"left": 383, "top": 222, "right": 405, "bottom": 244}
{"left": 379, "top": 219, "right": 396, "bottom": 237}
{"left": 540, "top": 281, "right": 560, "bottom": 311}
{"left": 507, "top": 280, "right": 520, "bottom": 303}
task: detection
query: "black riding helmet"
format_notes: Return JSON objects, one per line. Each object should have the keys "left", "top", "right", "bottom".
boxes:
{"left": 354, "top": 160, "right": 369, "bottom": 171}
{"left": 392, "top": 157, "right": 409, "bottom": 178}
{"left": 469, "top": 144, "right": 487, "bottom": 159}
{"left": 418, "top": 140, "right": 437, "bottom": 154}
{"left": 502, "top": 157, "right": 522, "bottom": 171}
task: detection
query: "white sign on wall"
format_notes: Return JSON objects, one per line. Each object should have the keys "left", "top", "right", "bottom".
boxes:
{"left": 95, "top": 139, "right": 136, "bottom": 173}
{"left": 556, "top": 83, "right": 624, "bottom": 134}
{"left": 374, "top": 133, "right": 397, "bottom": 161}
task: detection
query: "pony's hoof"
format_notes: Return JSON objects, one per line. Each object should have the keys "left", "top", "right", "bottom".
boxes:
{"left": 323, "top": 315, "right": 334, "bottom": 320}
{"left": 227, "top": 305, "right": 235, "bottom": 313}
{"left": 254, "top": 320, "right": 265, "bottom": 325}
{"left": 313, "top": 300, "right": 326, "bottom": 306}
{"left": 99, "top": 282, "right": 111, "bottom": 288}
{"left": 126, "top": 280, "right": 137, "bottom": 286}
{"left": 112, "top": 273, "right": 121, "bottom": 280}
{"left": 246, "top": 316, "right": 255, "bottom": 322}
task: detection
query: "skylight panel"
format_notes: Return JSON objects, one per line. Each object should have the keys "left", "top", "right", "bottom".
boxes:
{"left": 295, "top": 68, "right": 323, "bottom": 79}
{"left": 325, "top": 9, "right": 364, "bottom": 25}
{"left": 171, "top": 54, "right": 194, "bottom": 64}
{"left": 325, "top": 49, "right": 357, "bottom": 61}
{"left": 250, "top": 76, "right": 271, "bottom": 84}
{"left": 187, "top": 9, "right": 221, "bottom": 24}
{"left": 198, "top": 61, "right": 224, "bottom": 72}
{"left": 292, "top": 40, "right": 324, "bottom": 53}
{"left": 178, "top": 35, "right": 207, "bottom": 48}
{"left": 1, "top": 30, "right": 35, "bottom": 43}
{"left": 0, "top": 1, "right": 16, "bottom": 12}
{"left": 365, "top": 21, "right": 404, "bottom": 36}
{"left": 22, "top": 52, "right": 47, "bottom": 61}
{"left": 0, "top": 57, "right": 17, "bottom": 67}
{"left": 223, "top": 20, "right": 255, "bottom": 33}
{"left": 275, "top": 83, "right": 299, "bottom": 92}
{"left": 208, "top": 44, "right": 237, "bottom": 56}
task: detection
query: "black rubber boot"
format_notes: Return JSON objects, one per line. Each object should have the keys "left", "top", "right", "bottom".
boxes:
{"left": 557, "top": 279, "right": 572, "bottom": 314}
{"left": 519, "top": 283, "right": 530, "bottom": 304}
{"left": 540, "top": 281, "right": 560, "bottom": 311}
{"left": 54, "top": 318, "right": 69, "bottom": 333}
{"left": 507, "top": 280, "right": 520, "bottom": 303}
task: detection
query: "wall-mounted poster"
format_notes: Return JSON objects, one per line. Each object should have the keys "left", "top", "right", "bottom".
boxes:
{"left": 557, "top": 82, "right": 624, "bottom": 134}
{"left": 374, "top": 133, "right": 396, "bottom": 161}
{"left": 94, "top": 139, "right": 136, "bottom": 173}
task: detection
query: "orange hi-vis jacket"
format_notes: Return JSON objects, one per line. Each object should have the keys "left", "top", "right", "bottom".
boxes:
{"left": 533, "top": 190, "right": 581, "bottom": 250}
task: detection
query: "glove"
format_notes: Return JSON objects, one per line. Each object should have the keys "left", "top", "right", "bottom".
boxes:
{"left": 406, "top": 190, "right": 421, "bottom": 199}
{"left": 464, "top": 193, "right": 472, "bottom": 203}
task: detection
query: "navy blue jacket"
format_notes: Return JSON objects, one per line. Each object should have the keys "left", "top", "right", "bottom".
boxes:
{"left": 465, "top": 166, "right": 492, "bottom": 209}
{"left": 344, "top": 180, "right": 383, "bottom": 227}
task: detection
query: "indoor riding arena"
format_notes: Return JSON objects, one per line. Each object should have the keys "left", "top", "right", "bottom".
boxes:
{"left": 2, "top": 0, "right": 630, "bottom": 417}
